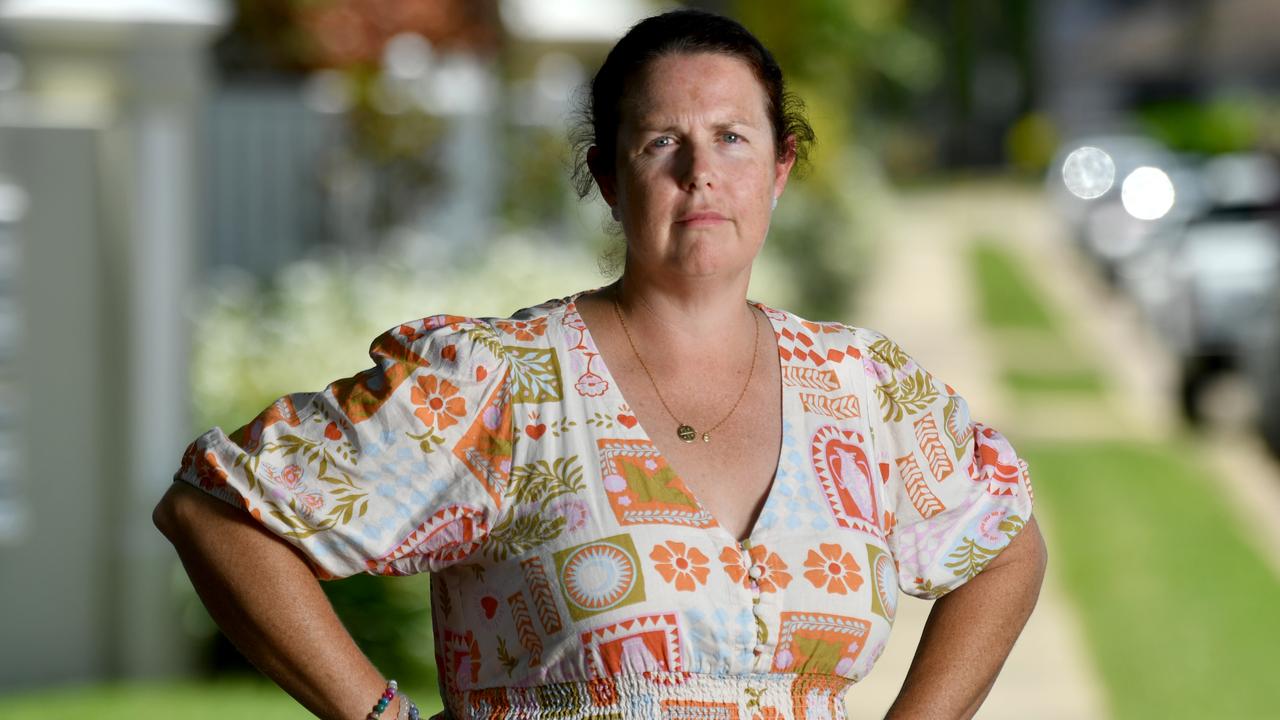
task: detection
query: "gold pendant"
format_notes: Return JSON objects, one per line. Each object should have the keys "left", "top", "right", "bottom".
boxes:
{"left": 701, "top": 432, "right": 711, "bottom": 443}
{"left": 677, "top": 424, "right": 697, "bottom": 442}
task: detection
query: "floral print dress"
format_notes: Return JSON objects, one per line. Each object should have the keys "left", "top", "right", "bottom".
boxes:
{"left": 174, "top": 290, "right": 1035, "bottom": 719}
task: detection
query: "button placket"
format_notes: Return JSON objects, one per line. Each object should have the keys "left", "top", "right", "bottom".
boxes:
{"left": 739, "top": 540, "right": 776, "bottom": 669}
{"left": 729, "top": 539, "right": 757, "bottom": 660}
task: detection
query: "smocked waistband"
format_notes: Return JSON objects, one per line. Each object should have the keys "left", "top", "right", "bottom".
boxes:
{"left": 442, "top": 672, "right": 853, "bottom": 719}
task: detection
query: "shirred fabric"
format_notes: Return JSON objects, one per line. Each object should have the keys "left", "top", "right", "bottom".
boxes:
{"left": 172, "top": 291, "right": 1035, "bottom": 718}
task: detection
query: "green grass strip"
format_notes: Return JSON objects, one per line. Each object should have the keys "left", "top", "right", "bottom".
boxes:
{"left": 1003, "top": 367, "right": 1106, "bottom": 396}
{"left": 970, "top": 240, "right": 1058, "bottom": 331}
{"left": 1021, "top": 439, "right": 1280, "bottom": 719}
{"left": 0, "top": 678, "right": 444, "bottom": 719}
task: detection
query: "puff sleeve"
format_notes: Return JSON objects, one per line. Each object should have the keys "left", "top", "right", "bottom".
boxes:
{"left": 856, "top": 328, "right": 1035, "bottom": 600}
{"left": 173, "top": 314, "right": 515, "bottom": 580}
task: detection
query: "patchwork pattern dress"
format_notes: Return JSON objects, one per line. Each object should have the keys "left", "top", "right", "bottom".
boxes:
{"left": 174, "top": 290, "right": 1035, "bottom": 719}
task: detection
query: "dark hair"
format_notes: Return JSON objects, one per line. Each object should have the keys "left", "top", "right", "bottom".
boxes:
{"left": 569, "top": 8, "right": 815, "bottom": 200}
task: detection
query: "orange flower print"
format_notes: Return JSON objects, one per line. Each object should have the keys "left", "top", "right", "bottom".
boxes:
{"left": 720, "top": 543, "right": 791, "bottom": 593}
{"left": 411, "top": 374, "right": 466, "bottom": 430}
{"left": 803, "top": 543, "right": 864, "bottom": 594}
{"left": 182, "top": 442, "right": 228, "bottom": 491}
{"left": 650, "top": 541, "right": 710, "bottom": 591}
{"left": 720, "top": 544, "right": 747, "bottom": 585}
{"left": 495, "top": 316, "right": 548, "bottom": 342}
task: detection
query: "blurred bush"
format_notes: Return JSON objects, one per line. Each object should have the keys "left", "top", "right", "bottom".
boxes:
{"left": 1138, "top": 96, "right": 1280, "bottom": 155}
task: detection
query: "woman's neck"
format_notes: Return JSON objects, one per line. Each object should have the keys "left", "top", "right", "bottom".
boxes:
{"left": 611, "top": 269, "right": 756, "bottom": 344}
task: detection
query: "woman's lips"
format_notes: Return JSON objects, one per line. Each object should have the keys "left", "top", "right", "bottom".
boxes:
{"left": 676, "top": 211, "right": 727, "bottom": 226}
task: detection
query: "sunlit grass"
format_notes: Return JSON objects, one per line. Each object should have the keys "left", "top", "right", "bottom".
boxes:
{"left": 968, "top": 233, "right": 1280, "bottom": 717}
{"left": 0, "top": 678, "right": 443, "bottom": 719}
{"left": 1022, "top": 440, "right": 1280, "bottom": 719}
{"left": 970, "top": 240, "right": 1058, "bottom": 331}
{"left": 1002, "top": 367, "right": 1106, "bottom": 396}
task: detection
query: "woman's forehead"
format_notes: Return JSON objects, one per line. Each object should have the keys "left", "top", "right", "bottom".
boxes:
{"left": 620, "top": 53, "right": 770, "bottom": 128}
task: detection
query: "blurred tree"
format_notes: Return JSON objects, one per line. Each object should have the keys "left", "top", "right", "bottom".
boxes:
{"left": 210, "top": 0, "right": 504, "bottom": 234}
{"left": 907, "top": 0, "right": 1037, "bottom": 170}
{"left": 720, "top": 0, "right": 943, "bottom": 318}
{"left": 213, "top": 0, "right": 500, "bottom": 74}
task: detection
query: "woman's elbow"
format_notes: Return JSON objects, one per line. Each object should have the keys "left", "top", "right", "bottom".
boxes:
{"left": 152, "top": 481, "right": 218, "bottom": 543}
{"left": 152, "top": 484, "right": 184, "bottom": 540}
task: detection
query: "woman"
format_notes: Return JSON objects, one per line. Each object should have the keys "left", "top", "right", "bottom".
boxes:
{"left": 154, "top": 9, "right": 1046, "bottom": 719}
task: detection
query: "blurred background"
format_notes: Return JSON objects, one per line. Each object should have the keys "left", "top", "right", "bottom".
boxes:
{"left": 0, "top": 0, "right": 1277, "bottom": 718}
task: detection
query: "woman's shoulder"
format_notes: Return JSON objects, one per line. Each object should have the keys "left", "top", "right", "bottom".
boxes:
{"left": 754, "top": 301, "right": 896, "bottom": 362}
{"left": 381, "top": 292, "right": 580, "bottom": 354}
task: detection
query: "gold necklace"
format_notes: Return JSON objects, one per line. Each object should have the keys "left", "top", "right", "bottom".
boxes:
{"left": 611, "top": 296, "right": 760, "bottom": 443}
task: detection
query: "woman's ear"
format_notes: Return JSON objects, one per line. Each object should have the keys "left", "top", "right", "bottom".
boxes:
{"left": 587, "top": 145, "right": 619, "bottom": 208}
{"left": 772, "top": 134, "right": 798, "bottom": 199}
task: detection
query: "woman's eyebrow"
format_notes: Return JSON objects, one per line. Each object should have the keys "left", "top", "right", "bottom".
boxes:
{"left": 630, "top": 118, "right": 756, "bottom": 133}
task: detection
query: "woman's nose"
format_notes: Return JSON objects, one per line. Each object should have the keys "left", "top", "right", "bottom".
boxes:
{"left": 679, "top": 142, "right": 716, "bottom": 191}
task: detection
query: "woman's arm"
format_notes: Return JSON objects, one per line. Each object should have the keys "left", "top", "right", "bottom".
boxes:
{"left": 884, "top": 515, "right": 1049, "bottom": 719}
{"left": 153, "top": 481, "right": 401, "bottom": 720}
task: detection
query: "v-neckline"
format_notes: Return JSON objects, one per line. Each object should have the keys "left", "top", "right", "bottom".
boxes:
{"left": 560, "top": 289, "right": 791, "bottom": 547}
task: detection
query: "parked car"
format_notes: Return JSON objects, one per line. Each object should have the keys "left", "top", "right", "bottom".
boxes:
{"left": 1047, "top": 134, "right": 1204, "bottom": 287}
{"left": 1134, "top": 153, "right": 1280, "bottom": 423}
{"left": 1051, "top": 141, "right": 1280, "bottom": 424}
{"left": 1243, "top": 282, "right": 1280, "bottom": 456}
{"left": 1162, "top": 207, "right": 1280, "bottom": 422}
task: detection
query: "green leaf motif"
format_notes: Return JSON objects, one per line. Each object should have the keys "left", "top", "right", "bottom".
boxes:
{"left": 464, "top": 325, "right": 506, "bottom": 362}
{"left": 867, "top": 336, "right": 910, "bottom": 370}
{"left": 507, "top": 456, "right": 585, "bottom": 508}
{"left": 755, "top": 614, "right": 769, "bottom": 646}
{"left": 877, "top": 370, "right": 939, "bottom": 422}
{"left": 271, "top": 506, "right": 336, "bottom": 540}
{"left": 998, "top": 514, "right": 1026, "bottom": 538}
{"left": 245, "top": 436, "right": 368, "bottom": 539}
{"left": 503, "top": 346, "right": 564, "bottom": 403}
{"left": 484, "top": 512, "right": 567, "bottom": 561}
{"left": 912, "top": 578, "right": 948, "bottom": 599}
{"left": 943, "top": 536, "right": 1001, "bottom": 580}
{"left": 942, "top": 395, "right": 972, "bottom": 455}
{"left": 554, "top": 419, "right": 577, "bottom": 436}
{"left": 496, "top": 636, "right": 518, "bottom": 677}
{"left": 406, "top": 429, "right": 446, "bottom": 454}
{"left": 232, "top": 454, "right": 263, "bottom": 493}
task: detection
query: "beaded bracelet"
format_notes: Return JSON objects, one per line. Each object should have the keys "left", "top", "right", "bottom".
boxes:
{"left": 366, "top": 679, "right": 398, "bottom": 720}
{"left": 396, "top": 692, "right": 421, "bottom": 720}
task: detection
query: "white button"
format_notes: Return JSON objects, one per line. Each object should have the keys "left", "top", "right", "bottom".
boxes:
{"left": 747, "top": 565, "right": 764, "bottom": 580}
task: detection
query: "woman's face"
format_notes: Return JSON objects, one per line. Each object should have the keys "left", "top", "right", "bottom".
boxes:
{"left": 596, "top": 52, "right": 796, "bottom": 282}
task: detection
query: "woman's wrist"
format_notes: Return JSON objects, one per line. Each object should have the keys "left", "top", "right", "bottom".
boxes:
{"left": 365, "top": 679, "right": 399, "bottom": 719}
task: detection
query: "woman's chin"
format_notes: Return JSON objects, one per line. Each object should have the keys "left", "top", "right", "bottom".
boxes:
{"left": 665, "top": 247, "right": 757, "bottom": 279}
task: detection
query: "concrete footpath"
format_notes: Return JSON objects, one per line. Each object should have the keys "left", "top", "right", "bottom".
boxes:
{"left": 841, "top": 184, "right": 1112, "bottom": 719}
